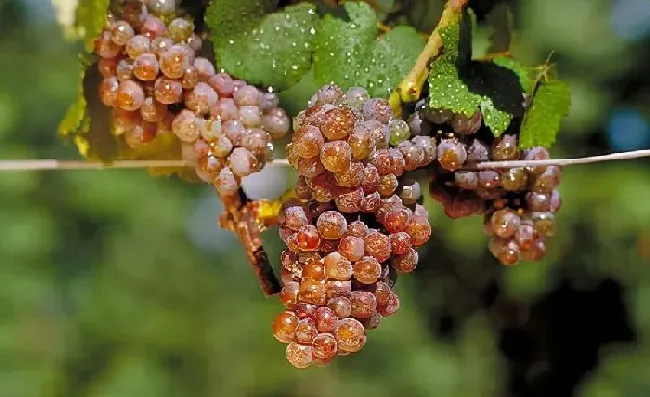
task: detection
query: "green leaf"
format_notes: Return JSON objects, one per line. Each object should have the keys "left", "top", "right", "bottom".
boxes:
{"left": 519, "top": 80, "right": 571, "bottom": 148}
{"left": 493, "top": 56, "right": 536, "bottom": 93}
{"left": 428, "top": 23, "right": 524, "bottom": 136}
{"left": 58, "top": 56, "right": 91, "bottom": 138}
{"left": 206, "top": 1, "right": 318, "bottom": 91}
{"left": 76, "top": 0, "right": 111, "bottom": 53}
{"left": 313, "top": 2, "right": 425, "bottom": 98}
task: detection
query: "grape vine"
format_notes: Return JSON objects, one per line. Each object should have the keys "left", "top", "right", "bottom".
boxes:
{"left": 41, "top": 0, "right": 583, "bottom": 368}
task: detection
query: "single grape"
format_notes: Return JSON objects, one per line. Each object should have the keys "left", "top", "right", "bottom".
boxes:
{"left": 407, "top": 111, "right": 432, "bottom": 136}
{"left": 294, "top": 318, "right": 320, "bottom": 344}
{"left": 320, "top": 141, "right": 352, "bottom": 173}
{"left": 334, "top": 318, "right": 366, "bottom": 353}
{"left": 286, "top": 342, "right": 313, "bottom": 369}
{"left": 344, "top": 87, "right": 369, "bottom": 109}
{"left": 283, "top": 206, "right": 309, "bottom": 231}
{"left": 320, "top": 106, "right": 357, "bottom": 140}
{"left": 360, "top": 192, "right": 381, "bottom": 213}
{"left": 312, "top": 333, "right": 338, "bottom": 361}
{"left": 334, "top": 162, "right": 364, "bottom": 188}
{"left": 363, "top": 231, "right": 391, "bottom": 263}
{"left": 315, "top": 307, "right": 338, "bottom": 333}
{"left": 399, "top": 142, "right": 426, "bottom": 171}
{"left": 160, "top": 45, "right": 189, "bottom": 79}
{"left": 116, "top": 58, "right": 134, "bottom": 81}
{"left": 501, "top": 167, "right": 528, "bottom": 191}
{"left": 478, "top": 170, "right": 501, "bottom": 189}
{"left": 353, "top": 256, "right": 382, "bottom": 284}
{"left": 240, "top": 106, "right": 261, "bottom": 128}
{"left": 95, "top": 30, "right": 122, "bottom": 58}
{"left": 389, "top": 119, "right": 410, "bottom": 146}
{"left": 389, "top": 232, "right": 412, "bottom": 255}
{"left": 533, "top": 212, "right": 556, "bottom": 237}
{"left": 294, "top": 125, "right": 324, "bottom": 159}
{"left": 110, "top": 20, "right": 134, "bottom": 46}
{"left": 348, "top": 129, "right": 375, "bottom": 161}
{"left": 154, "top": 78, "right": 182, "bottom": 104}
{"left": 377, "top": 291, "right": 400, "bottom": 317}
{"left": 259, "top": 92, "right": 280, "bottom": 112}
{"left": 397, "top": 179, "right": 422, "bottom": 205}
{"left": 185, "top": 82, "right": 218, "bottom": 116}
{"left": 384, "top": 206, "right": 413, "bottom": 233}
{"left": 455, "top": 171, "right": 479, "bottom": 190}
{"left": 272, "top": 311, "right": 299, "bottom": 343}
{"left": 280, "top": 281, "right": 300, "bottom": 308}
{"left": 323, "top": 252, "right": 353, "bottom": 280}
{"left": 405, "top": 216, "right": 432, "bottom": 246}
{"left": 377, "top": 174, "right": 399, "bottom": 197}
{"left": 338, "top": 236, "right": 365, "bottom": 262}
{"left": 309, "top": 84, "right": 345, "bottom": 107}
{"left": 132, "top": 53, "right": 159, "bottom": 81}
{"left": 491, "top": 134, "right": 519, "bottom": 160}
{"left": 151, "top": 37, "right": 173, "bottom": 55}
{"left": 171, "top": 109, "right": 199, "bottom": 142}
{"left": 302, "top": 258, "right": 325, "bottom": 281}
{"left": 141, "top": 15, "right": 168, "bottom": 40}
{"left": 125, "top": 35, "right": 151, "bottom": 59}
{"left": 411, "top": 136, "right": 436, "bottom": 164}
{"left": 168, "top": 17, "right": 194, "bottom": 43}
{"left": 233, "top": 85, "right": 261, "bottom": 107}
{"left": 532, "top": 166, "right": 561, "bottom": 194}
{"left": 99, "top": 76, "right": 119, "bottom": 106}
{"left": 467, "top": 138, "right": 490, "bottom": 163}
{"left": 261, "top": 108, "right": 290, "bottom": 139}
{"left": 350, "top": 291, "right": 377, "bottom": 319}
{"left": 214, "top": 166, "right": 239, "bottom": 196}
{"left": 362, "top": 98, "right": 392, "bottom": 124}
{"left": 515, "top": 223, "right": 535, "bottom": 251}
{"left": 229, "top": 147, "right": 258, "bottom": 177}
{"left": 296, "top": 225, "right": 320, "bottom": 251}
{"left": 361, "top": 164, "right": 379, "bottom": 194}
{"left": 123, "top": 121, "right": 157, "bottom": 147}
{"left": 451, "top": 110, "right": 482, "bottom": 135}
{"left": 211, "top": 98, "right": 239, "bottom": 121}
{"left": 208, "top": 72, "right": 235, "bottom": 96}
{"left": 437, "top": 138, "right": 467, "bottom": 171}
{"left": 391, "top": 248, "right": 418, "bottom": 273}
{"left": 327, "top": 297, "right": 352, "bottom": 318}
{"left": 116, "top": 80, "right": 145, "bottom": 111}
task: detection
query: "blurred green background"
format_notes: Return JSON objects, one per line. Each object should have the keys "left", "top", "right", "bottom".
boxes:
{"left": 1, "top": 0, "right": 650, "bottom": 396}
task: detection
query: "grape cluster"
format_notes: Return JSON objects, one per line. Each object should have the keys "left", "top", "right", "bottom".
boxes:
{"left": 407, "top": 100, "right": 561, "bottom": 265}
{"left": 272, "top": 85, "right": 433, "bottom": 368}
{"left": 94, "top": 0, "right": 290, "bottom": 196}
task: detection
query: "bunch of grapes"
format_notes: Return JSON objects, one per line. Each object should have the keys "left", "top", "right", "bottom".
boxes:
{"left": 94, "top": 0, "right": 290, "bottom": 196}
{"left": 406, "top": 100, "right": 561, "bottom": 265}
{"left": 271, "top": 85, "right": 433, "bottom": 368}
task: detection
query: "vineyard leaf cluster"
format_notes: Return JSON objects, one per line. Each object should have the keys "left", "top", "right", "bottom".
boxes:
{"left": 205, "top": 1, "right": 318, "bottom": 92}
{"left": 313, "top": 2, "right": 425, "bottom": 97}
{"left": 206, "top": 1, "right": 425, "bottom": 98}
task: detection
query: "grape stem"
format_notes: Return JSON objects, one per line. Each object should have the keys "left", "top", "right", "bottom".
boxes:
{"left": 2, "top": 150, "right": 650, "bottom": 172}
{"left": 390, "top": 0, "right": 470, "bottom": 112}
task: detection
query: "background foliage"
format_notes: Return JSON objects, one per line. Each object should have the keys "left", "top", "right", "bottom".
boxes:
{"left": 1, "top": 0, "right": 650, "bottom": 396}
